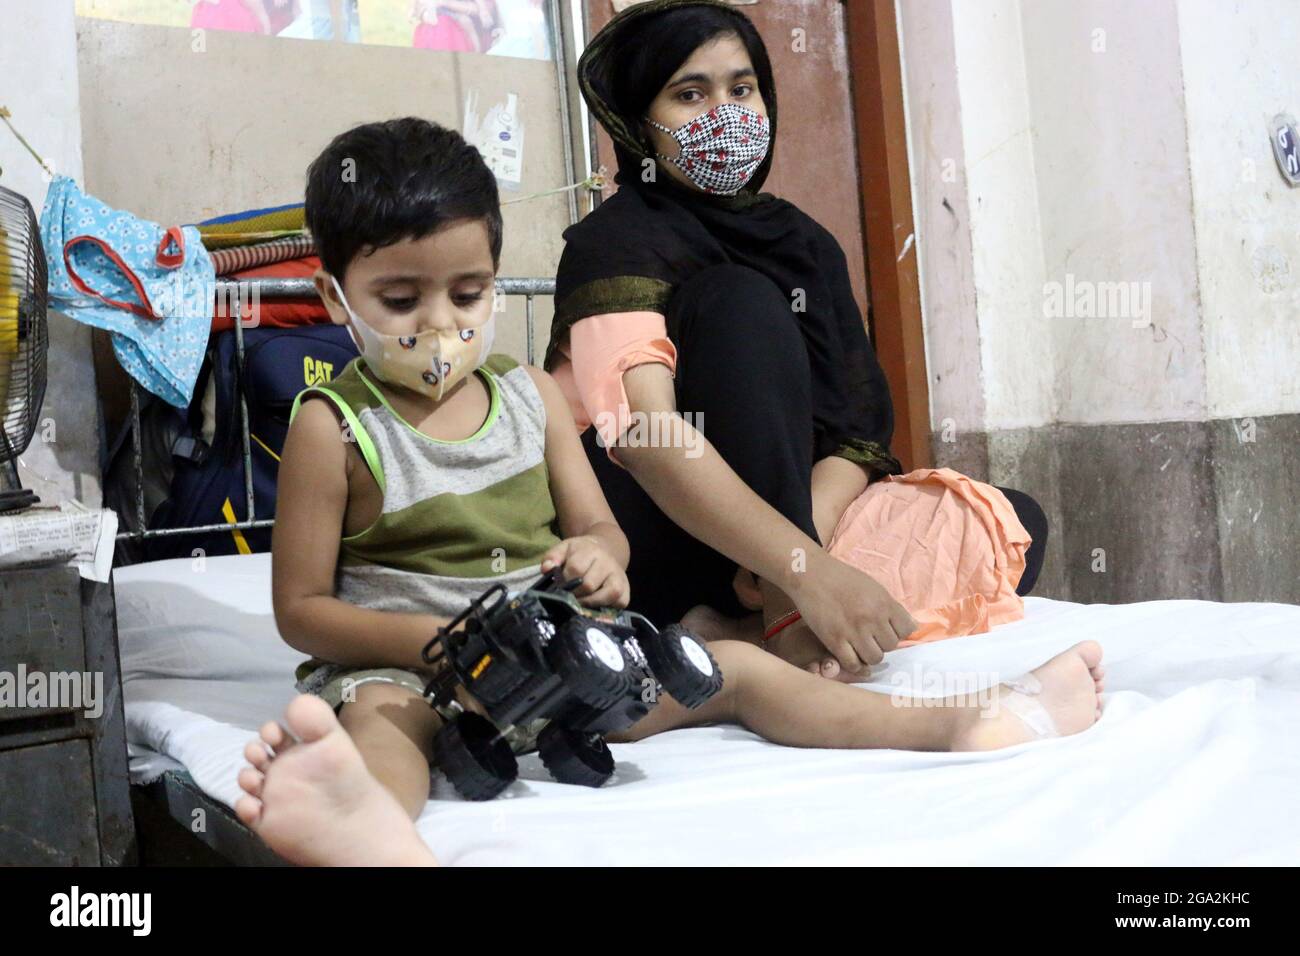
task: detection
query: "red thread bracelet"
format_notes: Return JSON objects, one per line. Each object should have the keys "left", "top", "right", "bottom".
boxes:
{"left": 763, "top": 609, "right": 802, "bottom": 641}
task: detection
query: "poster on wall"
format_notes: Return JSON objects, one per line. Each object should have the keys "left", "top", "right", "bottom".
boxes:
{"left": 463, "top": 90, "right": 525, "bottom": 190}
{"left": 74, "top": 0, "right": 359, "bottom": 40}
{"left": 358, "top": 1, "right": 552, "bottom": 60}
{"left": 75, "top": 1, "right": 552, "bottom": 60}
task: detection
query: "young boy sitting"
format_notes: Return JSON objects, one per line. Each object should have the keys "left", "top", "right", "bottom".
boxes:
{"left": 268, "top": 117, "right": 1105, "bottom": 830}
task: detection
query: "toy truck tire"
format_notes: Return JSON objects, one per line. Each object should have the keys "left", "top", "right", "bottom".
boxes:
{"left": 537, "top": 723, "right": 615, "bottom": 788}
{"left": 546, "top": 618, "right": 634, "bottom": 711}
{"left": 643, "top": 624, "right": 723, "bottom": 709}
{"left": 432, "top": 712, "right": 518, "bottom": 801}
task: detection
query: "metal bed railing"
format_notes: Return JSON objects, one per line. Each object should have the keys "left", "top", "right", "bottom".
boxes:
{"left": 115, "top": 276, "right": 556, "bottom": 543}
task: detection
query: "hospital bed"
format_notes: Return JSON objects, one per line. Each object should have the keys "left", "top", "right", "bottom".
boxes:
{"left": 113, "top": 278, "right": 1300, "bottom": 865}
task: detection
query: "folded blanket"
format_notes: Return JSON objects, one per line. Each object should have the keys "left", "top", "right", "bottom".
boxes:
{"left": 827, "top": 468, "right": 1030, "bottom": 644}
{"left": 198, "top": 203, "right": 306, "bottom": 250}
{"left": 210, "top": 235, "right": 315, "bottom": 276}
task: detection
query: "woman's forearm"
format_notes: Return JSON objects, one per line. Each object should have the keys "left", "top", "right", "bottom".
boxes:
{"left": 616, "top": 430, "right": 817, "bottom": 593}
{"left": 618, "top": 362, "right": 820, "bottom": 592}
{"left": 810, "top": 455, "right": 870, "bottom": 545}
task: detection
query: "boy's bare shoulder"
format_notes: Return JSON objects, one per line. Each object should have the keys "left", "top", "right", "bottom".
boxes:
{"left": 522, "top": 363, "right": 569, "bottom": 411}
{"left": 284, "top": 394, "right": 350, "bottom": 473}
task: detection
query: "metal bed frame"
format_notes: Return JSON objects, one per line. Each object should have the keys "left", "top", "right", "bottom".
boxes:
{"left": 114, "top": 276, "right": 555, "bottom": 545}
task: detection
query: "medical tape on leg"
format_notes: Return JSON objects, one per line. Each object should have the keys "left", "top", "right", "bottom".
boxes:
{"left": 997, "top": 672, "right": 1059, "bottom": 739}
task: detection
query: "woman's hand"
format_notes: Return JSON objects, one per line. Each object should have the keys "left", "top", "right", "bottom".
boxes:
{"left": 541, "top": 536, "right": 631, "bottom": 609}
{"left": 786, "top": 552, "right": 918, "bottom": 676}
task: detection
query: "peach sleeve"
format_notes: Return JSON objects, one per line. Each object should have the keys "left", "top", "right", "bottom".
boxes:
{"left": 566, "top": 311, "right": 677, "bottom": 466}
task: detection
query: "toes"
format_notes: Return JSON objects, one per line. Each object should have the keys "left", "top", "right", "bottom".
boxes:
{"left": 244, "top": 739, "right": 272, "bottom": 770}
{"left": 238, "top": 765, "right": 265, "bottom": 798}
{"left": 1072, "top": 640, "right": 1104, "bottom": 671}
{"left": 820, "top": 658, "right": 841, "bottom": 679}
{"left": 284, "top": 693, "right": 341, "bottom": 744}
{"left": 234, "top": 794, "right": 263, "bottom": 829}
{"left": 259, "top": 719, "right": 290, "bottom": 754}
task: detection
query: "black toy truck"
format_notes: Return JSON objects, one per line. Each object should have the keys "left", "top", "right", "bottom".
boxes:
{"left": 422, "top": 569, "right": 722, "bottom": 800}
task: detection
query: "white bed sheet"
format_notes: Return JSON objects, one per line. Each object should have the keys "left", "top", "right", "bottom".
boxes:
{"left": 115, "top": 553, "right": 1300, "bottom": 865}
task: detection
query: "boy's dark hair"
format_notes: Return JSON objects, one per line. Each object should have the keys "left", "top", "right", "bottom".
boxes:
{"left": 305, "top": 117, "right": 502, "bottom": 279}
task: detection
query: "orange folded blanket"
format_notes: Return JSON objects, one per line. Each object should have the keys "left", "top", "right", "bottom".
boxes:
{"left": 826, "top": 468, "right": 1031, "bottom": 645}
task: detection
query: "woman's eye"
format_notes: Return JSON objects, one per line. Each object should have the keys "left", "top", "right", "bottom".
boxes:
{"left": 381, "top": 297, "right": 418, "bottom": 312}
{"left": 733, "top": 84, "right": 753, "bottom": 98}
{"left": 678, "top": 89, "right": 704, "bottom": 103}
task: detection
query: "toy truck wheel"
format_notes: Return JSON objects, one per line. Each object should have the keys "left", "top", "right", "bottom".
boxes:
{"left": 643, "top": 624, "right": 723, "bottom": 708}
{"left": 432, "top": 712, "right": 518, "bottom": 801}
{"left": 537, "top": 723, "right": 615, "bottom": 788}
{"left": 547, "top": 618, "right": 634, "bottom": 710}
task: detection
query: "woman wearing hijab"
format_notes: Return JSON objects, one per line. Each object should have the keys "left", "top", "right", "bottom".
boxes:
{"left": 545, "top": 0, "right": 1047, "bottom": 679}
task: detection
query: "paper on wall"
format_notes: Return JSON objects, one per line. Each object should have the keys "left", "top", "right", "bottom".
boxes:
{"left": 0, "top": 500, "right": 118, "bottom": 582}
{"left": 464, "top": 90, "right": 525, "bottom": 191}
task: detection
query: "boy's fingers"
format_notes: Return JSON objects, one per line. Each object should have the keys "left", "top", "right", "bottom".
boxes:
{"left": 582, "top": 578, "right": 620, "bottom": 607}
{"left": 566, "top": 551, "right": 601, "bottom": 592}
{"left": 540, "top": 540, "right": 570, "bottom": 571}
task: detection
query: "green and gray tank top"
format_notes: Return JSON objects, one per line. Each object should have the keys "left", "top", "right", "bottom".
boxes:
{"left": 288, "top": 353, "right": 563, "bottom": 619}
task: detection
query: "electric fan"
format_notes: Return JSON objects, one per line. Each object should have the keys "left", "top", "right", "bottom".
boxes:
{"left": 0, "top": 177, "right": 48, "bottom": 513}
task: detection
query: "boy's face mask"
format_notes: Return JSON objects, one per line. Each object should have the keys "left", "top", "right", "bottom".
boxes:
{"left": 645, "top": 102, "right": 771, "bottom": 195}
{"left": 329, "top": 275, "right": 495, "bottom": 402}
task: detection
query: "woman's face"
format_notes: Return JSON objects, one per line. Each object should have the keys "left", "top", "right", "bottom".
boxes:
{"left": 643, "top": 32, "right": 768, "bottom": 191}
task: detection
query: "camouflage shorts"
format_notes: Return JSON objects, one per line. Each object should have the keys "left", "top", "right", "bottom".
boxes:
{"left": 294, "top": 659, "right": 548, "bottom": 755}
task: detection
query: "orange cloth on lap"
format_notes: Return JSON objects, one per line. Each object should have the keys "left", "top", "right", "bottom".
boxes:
{"left": 558, "top": 311, "right": 677, "bottom": 466}
{"left": 826, "top": 468, "right": 1031, "bottom": 645}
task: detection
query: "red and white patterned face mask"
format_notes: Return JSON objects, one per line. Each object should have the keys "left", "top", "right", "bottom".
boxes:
{"left": 646, "top": 103, "right": 771, "bottom": 195}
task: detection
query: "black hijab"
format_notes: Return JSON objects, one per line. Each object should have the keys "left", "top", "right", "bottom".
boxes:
{"left": 546, "top": 0, "right": 901, "bottom": 476}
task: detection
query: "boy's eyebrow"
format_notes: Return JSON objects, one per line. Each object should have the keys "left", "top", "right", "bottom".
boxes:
{"left": 666, "top": 68, "right": 757, "bottom": 89}
{"left": 368, "top": 270, "right": 495, "bottom": 286}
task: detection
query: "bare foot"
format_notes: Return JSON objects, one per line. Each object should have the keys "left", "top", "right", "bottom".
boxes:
{"left": 681, "top": 604, "right": 763, "bottom": 644}
{"left": 235, "top": 695, "right": 438, "bottom": 867}
{"left": 949, "top": 641, "right": 1105, "bottom": 751}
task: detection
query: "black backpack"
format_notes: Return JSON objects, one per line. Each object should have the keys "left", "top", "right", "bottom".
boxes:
{"left": 106, "top": 325, "right": 358, "bottom": 563}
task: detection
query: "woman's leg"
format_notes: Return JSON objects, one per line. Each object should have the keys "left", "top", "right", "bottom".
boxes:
{"left": 585, "top": 263, "right": 820, "bottom": 625}
{"left": 994, "top": 486, "right": 1049, "bottom": 595}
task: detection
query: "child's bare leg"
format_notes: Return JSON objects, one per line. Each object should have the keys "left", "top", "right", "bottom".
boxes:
{"left": 611, "top": 639, "right": 1104, "bottom": 751}
{"left": 336, "top": 683, "right": 441, "bottom": 818}
{"left": 237, "top": 694, "right": 438, "bottom": 866}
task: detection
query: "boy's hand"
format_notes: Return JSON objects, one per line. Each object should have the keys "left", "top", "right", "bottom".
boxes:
{"left": 541, "top": 536, "right": 630, "bottom": 609}
{"left": 787, "top": 552, "right": 917, "bottom": 677}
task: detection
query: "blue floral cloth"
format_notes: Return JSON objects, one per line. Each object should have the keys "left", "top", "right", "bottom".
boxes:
{"left": 40, "top": 176, "right": 213, "bottom": 407}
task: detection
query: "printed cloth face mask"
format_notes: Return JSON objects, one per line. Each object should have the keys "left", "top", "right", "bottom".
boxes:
{"left": 329, "top": 275, "right": 495, "bottom": 401}
{"left": 645, "top": 102, "right": 771, "bottom": 195}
